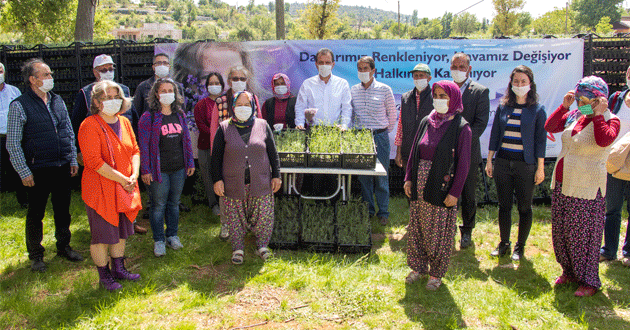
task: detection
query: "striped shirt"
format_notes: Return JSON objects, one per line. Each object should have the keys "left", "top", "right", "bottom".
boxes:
{"left": 498, "top": 107, "right": 524, "bottom": 161}
{"left": 0, "top": 83, "right": 21, "bottom": 134}
{"left": 6, "top": 93, "right": 78, "bottom": 179}
{"left": 350, "top": 79, "right": 397, "bottom": 131}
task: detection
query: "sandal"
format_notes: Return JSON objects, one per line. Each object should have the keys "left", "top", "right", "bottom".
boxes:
{"left": 255, "top": 247, "right": 273, "bottom": 261}
{"left": 554, "top": 274, "right": 578, "bottom": 286}
{"left": 405, "top": 271, "right": 422, "bottom": 284}
{"left": 622, "top": 257, "right": 630, "bottom": 267}
{"left": 231, "top": 250, "right": 244, "bottom": 265}
{"left": 426, "top": 277, "right": 442, "bottom": 291}
{"left": 575, "top": 285, "right": 597, "bottom": 297}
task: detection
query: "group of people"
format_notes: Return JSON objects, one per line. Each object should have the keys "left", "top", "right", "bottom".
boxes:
{"left": 1, "top": 48, "right": 630, "bottom": 298}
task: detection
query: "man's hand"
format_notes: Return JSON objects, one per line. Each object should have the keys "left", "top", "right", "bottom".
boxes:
{"left": 22, "top": 175, "right": 34, "bottom": 187}
{"left": 187, "top": 168, "right": 195, "bottom": 176}
{"left": 141, "top": 173, "right": 153, "bottom": 186}
{"left": 70, "top": 165, "right": 79, "bottom": 177}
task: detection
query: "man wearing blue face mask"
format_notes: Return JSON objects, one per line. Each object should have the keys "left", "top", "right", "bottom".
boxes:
{"left": 6, "top": 58, "right": 83, "bottom": 272}
{"left": 0, "top": 61, "right": 25, "bottom": 207}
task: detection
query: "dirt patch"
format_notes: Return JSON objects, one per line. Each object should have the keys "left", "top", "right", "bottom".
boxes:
{"left": 190, "top": 262, "right": 232, "bottom": 294}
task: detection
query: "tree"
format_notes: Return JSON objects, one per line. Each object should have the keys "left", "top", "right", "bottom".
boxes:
{"left": 411, "top": 9, "right": 418, "bottom": 26}
{"left": 75, "top": 0, "right": 97, "bottom": 41}
{"left": 302, "top": 0, "right": 341, "bottom": 39}
{"left": 1, "top": 0, "right": 76, "bottom": 44}
{"left": 410, "top": 18, "right": 443, "bottom": 39}
{"left": 452, "top": 12, "right": 480, "bottom": 35}
{"left": 251, "top": 14, "right": 275, "bottom": 40}
{"left": 268, "top": 1, "right": 275, "bottom": 12}
{"left": 531, "top": 8, "right": 575, "bottom": 35}
{"left": 572, "top": 0, "right": 622, "bottom": 31}
{"left": 440, "top": 12, "right": 453, "bottom": 38}
{"left": 595, "top": 16, "right": 614, "bottom": 34}
{"left": 172, "top": 4, "right": 185, "bottom": 23}
{"left": 517, "top": 12, "right": 532, "bottom": 35}
{"left": 492, "top": 0, "right": 524, "bottom": 36}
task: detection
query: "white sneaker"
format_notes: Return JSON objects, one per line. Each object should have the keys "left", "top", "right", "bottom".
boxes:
{"left": 220, "top": 223, "right": 230, "bottom": 241}
{"left": 166, "top": 236, "right": 183, "bottom": 250}
{"left": 154, "top": 241, "right": 166, "bottom": 257}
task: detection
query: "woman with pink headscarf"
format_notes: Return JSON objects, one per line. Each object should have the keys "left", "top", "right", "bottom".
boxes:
{"left": 261, "top": 73, "right": 296, "bottom": 129}
{"left": 403, "top": 80, "right": 472, "bottom": 291}
{"left": 545, "top": 76, "right": 620, "bottom": 297}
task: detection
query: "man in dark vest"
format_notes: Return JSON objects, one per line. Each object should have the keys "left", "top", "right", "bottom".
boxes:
{"left": 70, "top": 54, "right": 146, "bottom": 234}
{"left": 6, "top": 58, "right": 83, "bottom": 272}
{"left": 394, "top": 63, "right": 434, "bottom": 170}
{"left": 450, "top": 52, "right": 490, "bottom": 249}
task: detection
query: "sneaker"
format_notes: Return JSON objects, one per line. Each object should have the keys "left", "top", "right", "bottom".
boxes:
{"left": 220, "top": 223, "right": 230, "bottom": 241}
{"left": 154, "top": 241, "right": 166, "bottom": 257}
{"left": 460, "top": 233, "right": 472, "bottom": 249}
{"left": 31, "top": 258, "right": 47, "bottom": 272}
{"left": 166, "top": 236, "right": 183, "bottom": 250}
{"left": 378, "top": 216, "right": 389, "bottom": 226}
{"left": 511, "top": 243, "right": 524, "bottom": 261}
{"left": 490, "top": 241, "right": 511, "bottom": 257}
{"left": 212, "top": 204, "right": 221, "bottom": 216}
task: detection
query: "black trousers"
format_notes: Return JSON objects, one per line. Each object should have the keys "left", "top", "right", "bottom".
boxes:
{"left": 0, "top": 135, "right": 27, "bottom": 204}
{"left": 459, "top": 161, "right": 480, "bottom": 235}
{"left": 493, "top": 158, "right": 536, "bottom": 245}
{"left": 25, "top": 164, "right": 73, "bottom": 260}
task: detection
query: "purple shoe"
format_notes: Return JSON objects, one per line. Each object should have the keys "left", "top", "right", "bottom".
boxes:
{"left": 97, "top": 264, "right": 122, "bottom": 291}
{"left": 110, "top": 257, "right": 141, "bottom": 281}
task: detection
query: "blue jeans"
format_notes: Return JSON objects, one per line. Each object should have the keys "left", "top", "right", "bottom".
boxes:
{"left": 358, "top": 130, "right": 390, "bottom": 218}
{"left": 149, "top": 168, "right": 186, "bottom": 242}
{"left": 600, "top": 174, "right": 630, "bottom": 259}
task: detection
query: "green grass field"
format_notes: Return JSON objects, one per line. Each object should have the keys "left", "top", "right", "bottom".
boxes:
{"left": 1, "top": 191, "right": 630, "bottom": 329}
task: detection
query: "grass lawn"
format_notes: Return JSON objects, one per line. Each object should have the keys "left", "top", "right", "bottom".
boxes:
{"left": 2, "top": 191, "right": 630, "bottom": 329}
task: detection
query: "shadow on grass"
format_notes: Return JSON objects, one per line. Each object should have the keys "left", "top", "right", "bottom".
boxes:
{"left": 553, "top": 281, "right": 630, "bottom": 329}
{"left": 488, "top": 258, "right": 552, "bottom": 299}
{"left": 400, "top": 281, "right": 466, "bottom": 329}
{"left": 450, "top": 244, "right": 488, "bottom": 281}
{"left": 602, "top": 262, "right": 630, "bottom": 306}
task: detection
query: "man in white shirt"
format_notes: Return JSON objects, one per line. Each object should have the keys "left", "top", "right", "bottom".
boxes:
{"left": 350, "top": 56, "right": 396, "bottom": 225}
{"left": 0, "top": 62, "right": 25, "bottom": 207}
{"left": 295, "top": 48, "right": 352, "bottom": 129}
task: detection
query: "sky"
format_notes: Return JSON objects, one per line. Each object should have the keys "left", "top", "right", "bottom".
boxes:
{"left": 220, "top": 0, "right": 584, "bottom": 21}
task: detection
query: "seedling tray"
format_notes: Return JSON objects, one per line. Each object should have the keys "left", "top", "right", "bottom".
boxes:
{"left": 307, "top": 150, "right": 342, "bottom": 168}
{"left": 275, "top": 129, "right": 308, "bottom": 168}
{"left": 270, "top": 196, "right": 300, "bottom": 248}
{"left": 342, "top": 145, "right": 377, "bottom": 169}
{"left": 341, "top": 129, "right": 377, "bottom": 169}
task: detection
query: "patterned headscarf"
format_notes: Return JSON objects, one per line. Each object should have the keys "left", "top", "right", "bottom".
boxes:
{"left": 428, "top": 80, "right": 464, "bottom": 128}
{"left": 230, "top": 91, "right": 256, "bottom": 128}
{"left": 272, "top": 73, "right": 291, "bottom": 100}
{"left": 575, "top": 76, "right": 609, "bottom": 100}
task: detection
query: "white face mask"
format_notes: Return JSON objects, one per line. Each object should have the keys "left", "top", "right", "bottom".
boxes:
{"left": 358, "top": 71, "right": 371, "bottom": 84}
{"left": 274, "top": 85, "right": 288, "bottom": 95}
{"left": 512, "top": 85, "right": 531, "bottom": 98}
{"left": 433, "top": 99, "right": 449, "bottom": 114}
{"left": 207, "top": 85, "right": 223, "bottom": 96}
{"left": 102, "top": 99, "right": 123, "bottom": 116}
{"left": 234, "top": 106, "right": 252, "bottom": 121}
{"left": 414, "top": 79, "right": 428, "bottom": 91}
{"left": 159, "top": 92, "right": 175, "bottom": 106}
{"left": 626, "top": 77, "right": 630, "bottom": 87}
{"left": 0, "top": 73, "right": 5, "bottom": 85}
{"left": 100, "top": 71, "right": 115, "bottom": 81}
{"left": 38, "top": 78, "right": 54, "bottom": 93}
{"left": 232, "top": 81, "right": 247, "bottom": 93}
{"left": 451, "top": 70, "right": 468, "bottom": 83}
{"left": 318, "top": 64, "right": 332, "bottom": 78}
{"left": 154, "top": 65, "right": 170, "bottom": 78}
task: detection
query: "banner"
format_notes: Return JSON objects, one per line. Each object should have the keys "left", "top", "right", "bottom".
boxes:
{"left": 157, "top": 39, "right": 584, "bottom": 159}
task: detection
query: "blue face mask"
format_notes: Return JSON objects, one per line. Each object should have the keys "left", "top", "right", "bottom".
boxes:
{"left": 578, "top": 103, "right": 594, "bottom": 115}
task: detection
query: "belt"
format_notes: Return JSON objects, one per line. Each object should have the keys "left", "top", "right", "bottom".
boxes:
{"left": 372, "top": 128, "right": 387, "bottom": 134}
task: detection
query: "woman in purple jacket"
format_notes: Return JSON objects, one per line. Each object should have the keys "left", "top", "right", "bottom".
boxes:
{"left": 139, "top": 78, "right": 195, "bottom": 257}
{"left": 211, "top": 91, "right": 281, "bottom": 265}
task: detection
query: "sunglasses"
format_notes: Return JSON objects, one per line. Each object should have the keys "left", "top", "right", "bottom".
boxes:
{"left": 231, "top": 77, "right": 247, "bottom": 82}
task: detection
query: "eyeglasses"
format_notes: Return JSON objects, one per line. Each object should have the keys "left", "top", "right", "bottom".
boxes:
{"left": 154, "top": 61, "right": 169, "bottom": 66}
{"left": 231, "top": 77, "right": 247, "bottom": 82}
{"left": 97, "top": 68, "right": 115, "bottom": 73}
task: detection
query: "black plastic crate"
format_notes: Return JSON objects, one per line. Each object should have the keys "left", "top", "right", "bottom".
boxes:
{"left": 342, "top": 151, "right": 376, "bottom": 169}
{"left": 336, "top": 200, "right": 371, "bottom": 253}
{"left": 302, "top": 241, "right": 337, "bottom": 253}
{"left": 300, "top": 200, "right": 336, "bottom": 245}
{"left": 270, "top": 196, "right": 300, "bottom": 249}
{"left": 278, "top": 151, "right": 307, "bottom": 167}
{"left": 307, "top": 151, "right": 342, "bottom": 168}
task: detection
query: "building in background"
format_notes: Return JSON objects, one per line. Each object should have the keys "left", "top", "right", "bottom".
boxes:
{"left": 110, "top": 23, "right": 182, "bottom": 41}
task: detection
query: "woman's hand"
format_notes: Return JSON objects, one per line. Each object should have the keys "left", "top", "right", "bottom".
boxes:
{"left": 562, "top": 90, "right": 576, "bottom": 109}
{"left": 444, "top": 194, "right": 458, "bottom": 208}
{"left": 395, "top": 148, "right": 403, "bottom": 168}
{"left": 187, "top": 168, "right": 195, "bottom": 177}
{"left": 592, "top": 96, "right": 608, "bottom": 116}
{"left": 141, "top": 173, "right": 153, "bottom": 186}
{"left": 485, "top": 161, "right": 493, "bottom": 178}
{"left": 271, "top": 178, "right": 282, "bottom": 193}
{"left": 404, "top": 181, "right": 412, "bottom": 198}
{"left": 535, "top": 167, "right": 545, "bottom": 185}
{"left": 214, "top": 180, "right": 225, "bottom": 197}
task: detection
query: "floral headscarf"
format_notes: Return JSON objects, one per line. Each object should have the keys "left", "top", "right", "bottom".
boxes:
{"left": 428, "top": 80, "right": 464, "bottom": 128}
{"left": 575, "top": 75, "right": 609, "bottom": 100}
{"left": 272, "top": 73, "right": 291, "bottom": 100}
{"left": 230, "top": 91, "right": 256, "bottom": 128}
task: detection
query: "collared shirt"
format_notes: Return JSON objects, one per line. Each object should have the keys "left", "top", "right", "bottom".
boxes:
{"left": 6, "top": 92, "right": 78, "bottom": 179}
{"left": 350, "top": 79, "right": 396, "bottom": 131}
{"left": 0, "top": 83, "right": 22, "bottom": 134}
{"left": 458, "top": 77, "right": 471, "bottom": 94}
{"left": 294, "top": 74, "right": 352, "bottom": 128}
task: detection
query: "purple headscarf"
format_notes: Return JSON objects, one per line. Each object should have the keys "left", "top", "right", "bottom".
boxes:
{"left": 272, "top": 73, "right": 291, "bottom": 100}
{"left": 428, "top": 80, "right": 464, "bottom": 128}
